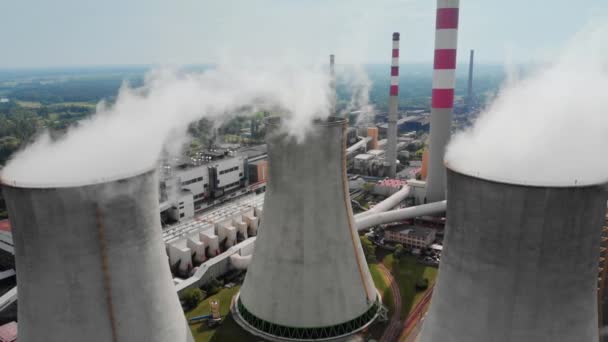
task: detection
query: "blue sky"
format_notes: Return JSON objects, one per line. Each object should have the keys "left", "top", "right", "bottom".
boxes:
{"left": 1, "top": 0, "right": 606, "bottom": 68}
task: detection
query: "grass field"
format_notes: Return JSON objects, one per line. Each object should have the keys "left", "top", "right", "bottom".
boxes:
{"left": 49, "top": 101, "right": 97, "bottom": 108}
{"left": 185, "top": 285, "right": 257, "bottom": 342}
{"left": 367, "top": 262, "right": 393, "bottom": 339}
{"left": 15, "top": 100, "right": 97, "bottom": 109}
{"left": 15, "top": 100, "right": 41, "bottom": 108}
{"left": 184, "top": 265, "right": 395, "bottom": 342}
{"left": 381, "top": 253, "right": 438, "bottom": 320}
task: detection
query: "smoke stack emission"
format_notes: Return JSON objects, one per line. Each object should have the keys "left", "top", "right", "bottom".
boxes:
{"left": 234, "top": 117, "right": 382, "bottom": 341}
{"left": 386, "top": 32, "right": 400, "bottom": 178}
{"left": 466, "top": 49, "right": 474, "bottom": 110}
{"left": 329, "top": 54, "right": 336, "bottom": 115}
{"left": 2, "top": 170, "right": 194, "bottom": 342}
{"left": 425, "top": 0, "right": 460, "bottom": 202}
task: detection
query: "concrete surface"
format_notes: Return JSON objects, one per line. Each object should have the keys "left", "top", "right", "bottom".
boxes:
{"left": 425, "top": 107, "right": 452, "bottom": 203}
{"left": 419, "top": 168, "right": 606, "bottom": 342}
{"left": 238, "top": 117, "right": 377, "bottom": 329}
{"left": 3, "top": 170, "right": 193, "bottom": 342}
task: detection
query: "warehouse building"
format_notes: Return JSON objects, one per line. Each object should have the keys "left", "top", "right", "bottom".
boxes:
{"left": 385, "top": 225, "right": 436, "bottom": 249}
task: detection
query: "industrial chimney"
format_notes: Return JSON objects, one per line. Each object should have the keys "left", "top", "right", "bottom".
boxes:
{"left": 419, "top": 167, "right": 606, "bottom": 342}
{"left": 386, "top": 32, "right": 400, "bottom": 178}
{"left": 2, "top": 170, "right": 194, "bottom": 342}
{"left": 330, "top": 54, "right": 337, "bottom": 115}
{"left": 466, "top": 49, "right": 474, "bottom": 110}
{"left": 234, "top": 117, "right": 381, "bottom": 341}
{"left": 425, "top": 0, "right": 460, "bottom": 203}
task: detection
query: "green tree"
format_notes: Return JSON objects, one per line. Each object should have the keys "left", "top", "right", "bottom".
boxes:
{"left": 394, "top": 244, "right": 405, "bottom": 259}
{"left": 181, "top": 288, "right": 203, "bottom": 308}
{"left": 360, "top": 236, "right": 377, "bottom": 263}
{"left": 415, "top": 278, "right": 429, "bottom": 291}
{"left": 204, "top": 277, "right": 223, "bottom": 296}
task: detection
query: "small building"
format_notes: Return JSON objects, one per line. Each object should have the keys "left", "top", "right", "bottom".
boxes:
{"left": 374, "top": 179, "right": 407, "bottom": 196}
{"left": 385, "top": 225, "right": 436, "bottom": 249}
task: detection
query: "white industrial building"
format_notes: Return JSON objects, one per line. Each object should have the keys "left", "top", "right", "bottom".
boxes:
{"left": 163, "top": 193, "right": 264, "bottom": 281}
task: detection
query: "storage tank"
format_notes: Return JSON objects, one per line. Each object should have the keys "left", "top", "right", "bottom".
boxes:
{"left": 2, "top": 169, "right": 193, "bottom": 342}
{"left": 419, "top": 166, "right": 607, "bottom": 342}
{"left": 234, "top": 117, "right": 381, "bottom": 341}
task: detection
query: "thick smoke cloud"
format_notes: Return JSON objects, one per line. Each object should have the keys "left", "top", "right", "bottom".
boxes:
{"left": 2, "top": 65, "right": 332, "bottom": 186}
{"left": 446, "top": 24, "right": 608, "bottom": 186}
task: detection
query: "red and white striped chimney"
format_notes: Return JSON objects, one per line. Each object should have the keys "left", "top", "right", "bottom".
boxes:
{"left": 386, "top": 32, "right": 400, "bottom": 178}
{"left": 426, "top": 0, "right": 459, "bottom": 203}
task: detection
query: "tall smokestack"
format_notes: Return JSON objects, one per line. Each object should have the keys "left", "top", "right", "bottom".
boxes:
{"left": 235, "top": 117, "right": 381, "bottom": 341}
{"left": 330, "top": 54, "right": 336, "bottom": 115}
{"left": 425, "top": 0, "right": 460, "bottom": 203}
{"left": 386, "top": 32, "right": 400, "bottom": 178}
{"left": 466, "top": 49, "right": 474, "bottom": 110}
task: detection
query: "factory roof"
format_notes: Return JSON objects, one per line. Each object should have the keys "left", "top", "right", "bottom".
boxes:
{"left": 355, "top": 154, "right": 374, "bottom": 161}
{"left": 163, "top": 192, "right": 264, "bottom": 244}
{"left": 388, "top": 225, "right": 435, "bottom": 240}
{"left": 238, "top": 144, "right": 268, "bottom": 160}
{"left": 368, "top": 149, "right": 385, "bottom": 157}
{"left": 378, "top": 179, "right": 407, "bottom": 189}
{"left": 0, "top": 221, "right": 10, "bottom": 233}
{"left": 0, "top": 321, "right": 17, "bottom": 342}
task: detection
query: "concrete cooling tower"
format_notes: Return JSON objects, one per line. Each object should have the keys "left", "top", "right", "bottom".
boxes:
{"left": 234, "top": 117, "right": 382, "bottom": 341}
{"left": 419, "top": 167, "right": 607, "bottom": 342}
{"left": 2, "top": 169, "right": 194, "bottom": 342}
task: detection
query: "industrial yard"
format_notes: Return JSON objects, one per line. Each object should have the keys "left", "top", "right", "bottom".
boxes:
{"left": 1, "top": 0, "right": 607, "bottom": 342}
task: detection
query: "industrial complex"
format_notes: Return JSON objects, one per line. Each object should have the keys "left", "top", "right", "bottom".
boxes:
{"left": 0, "top": 0, "right": 606, "bottom": 341}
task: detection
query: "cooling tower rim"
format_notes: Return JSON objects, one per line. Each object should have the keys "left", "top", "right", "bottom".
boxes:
{"left": 0, "top": 164, "right": 156, "bottom": 190}
{"left": 445, "top": 162, "right": 608, "bottom": 189}
{"left": 264, "top": 116, "right": 346, "bottom": 127}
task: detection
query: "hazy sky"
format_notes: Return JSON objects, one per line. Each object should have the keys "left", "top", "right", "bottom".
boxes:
{"left": 2, "top": 0, "right": 606, "bottom": 68}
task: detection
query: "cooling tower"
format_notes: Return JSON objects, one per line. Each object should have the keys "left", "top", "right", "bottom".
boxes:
{"left": 234, "top": 117, "right": 381, "bottom": 341}
{"left": 419, "top": 167, "right": 607, "bottom": 342}
{"left": 2, "top": 169, "right": 194, "bottom": 342}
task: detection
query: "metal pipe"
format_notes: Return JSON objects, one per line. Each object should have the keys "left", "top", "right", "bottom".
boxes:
{"left": 355, "top": 201, "right": 446, "bottom": 231}
{"left": 346, "top": 137, "right": 371, "bottom": 156}
{"left": 354, "top": 185, "right": 411, "bottom": 219}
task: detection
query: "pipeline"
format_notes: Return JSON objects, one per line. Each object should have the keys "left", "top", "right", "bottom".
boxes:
{"left": 354, "top": 185, "right": 411, "bottom": 219}
{"left": 229, "top": 253, "right": 252, "bottom": 270}
{"left": 346, "top": 137, "right": 371, "bottom": 156}
{"left": 355, "top": 201, "right": 446, "bottom": 231}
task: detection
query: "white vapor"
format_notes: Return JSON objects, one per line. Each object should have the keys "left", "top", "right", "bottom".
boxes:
{"left": 339, "top": 65, "right": 375, "bottom": 125}
{"left": 446, "top": 23, "right": 608, "bottom": 187}
{"left": 2, "top": 65, "right": 332, "bottom": 186}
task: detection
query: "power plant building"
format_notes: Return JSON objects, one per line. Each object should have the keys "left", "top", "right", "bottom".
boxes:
{"left": 419, "top": 167, "right": 607, "bottom": 342}
{"left": 234, "top": 117, "right": 382, "bottom": 341}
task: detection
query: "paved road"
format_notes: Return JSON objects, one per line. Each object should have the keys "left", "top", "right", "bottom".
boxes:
{"left": 379, "top": 264, "right": 402, "bottom": 342}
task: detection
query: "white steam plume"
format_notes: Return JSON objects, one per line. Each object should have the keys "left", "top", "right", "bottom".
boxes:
{"left": 2, "top": 65, "right": 332, "bottom": 187}
{"left": 446, "top": 23, "right": 608, "bottom": 186}
{"left": 339, "top": 65, "right": 375, "bottom": 126}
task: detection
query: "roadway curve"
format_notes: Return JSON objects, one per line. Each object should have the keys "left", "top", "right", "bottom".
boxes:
{"left": 379, "top": 264, "right": 402, "bottom": 342}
